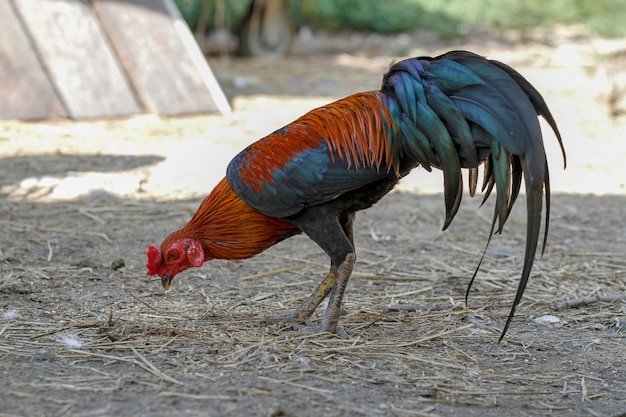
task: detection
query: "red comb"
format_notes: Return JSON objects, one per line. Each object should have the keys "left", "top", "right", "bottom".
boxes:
{"left": 146, "top": 245, "right": 162, "bottom": 275}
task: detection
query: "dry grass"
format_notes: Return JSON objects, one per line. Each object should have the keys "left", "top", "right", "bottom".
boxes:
{"left": 1, "top": 194, "right": 625, "bottom": 416}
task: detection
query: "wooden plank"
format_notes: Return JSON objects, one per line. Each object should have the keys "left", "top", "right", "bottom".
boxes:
{"left": 94, "top": 0, "right": 231, "bottom": 116}
{"left": 12, "top": 0, "right": 140, "bottom": 119}
{"left": 0, "top": 1, "right": 66, "bottom": 120}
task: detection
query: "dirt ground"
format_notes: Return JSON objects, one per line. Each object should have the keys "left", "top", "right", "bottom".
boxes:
{"left": 2, "top": 28, "right": 626, "bottom": 417}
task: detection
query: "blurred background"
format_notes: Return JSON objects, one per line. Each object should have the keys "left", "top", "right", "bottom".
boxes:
{"left": 2, "top": 0, "right": 625, "bottom": 199}
{"left": 179, "top": 0, "right": 626, "bottom": 57}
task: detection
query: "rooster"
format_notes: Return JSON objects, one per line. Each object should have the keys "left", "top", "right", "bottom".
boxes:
{"left": 147, "top": 50, "right": 566, "bottom": 340}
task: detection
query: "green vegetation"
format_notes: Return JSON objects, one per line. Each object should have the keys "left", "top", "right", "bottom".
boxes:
{"left": 410, "top": 0, "right": 626, "bottom": 38}
{"left": 175, "top": 0, "right": 626, "bottom": 38}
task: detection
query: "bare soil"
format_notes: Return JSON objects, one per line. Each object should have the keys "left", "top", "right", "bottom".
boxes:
{"left": 1, "top": 28, "right": 626, "bottom": 417}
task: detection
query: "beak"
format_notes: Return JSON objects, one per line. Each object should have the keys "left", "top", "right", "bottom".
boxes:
{"left": 161, "top": 274, "right": 173, "bottom": 291}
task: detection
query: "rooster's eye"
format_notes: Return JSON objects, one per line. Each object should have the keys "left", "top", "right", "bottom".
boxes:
{"left": 168, "top": 251, "right": 179, "bottom": 261}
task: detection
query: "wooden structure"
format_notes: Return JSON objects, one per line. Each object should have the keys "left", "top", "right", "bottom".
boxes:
{"left": 0, "top": 0, "right": 231, "bottom": 120}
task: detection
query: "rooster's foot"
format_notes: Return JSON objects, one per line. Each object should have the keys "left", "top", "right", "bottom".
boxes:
{"left": 264, "top": 310, "right": 313, "bottom": 326}
{"left": 263, "top": 305, "right": 348, "bottom": 326}
{"left": 291, "top": 322, "right": 350, "bottom": 339}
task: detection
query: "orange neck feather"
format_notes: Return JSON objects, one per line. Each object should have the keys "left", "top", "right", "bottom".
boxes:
{"left": 167, "top": 178, "right": 297, "bottom": 261}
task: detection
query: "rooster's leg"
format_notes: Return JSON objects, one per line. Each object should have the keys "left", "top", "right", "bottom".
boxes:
{"left": 266, "top": 213, "right": 354, "bottom": 331}
{"left": 318, "top": 213, "right": 355, "bottom": 336}
{"left": 280, "top": 210, "right": 355, "bottom": 337}
{"left": 317, "top": 252, "right": 354, "bottom": 338}
{"left": 265, "top": 267, "right": 336, "bottom": 325}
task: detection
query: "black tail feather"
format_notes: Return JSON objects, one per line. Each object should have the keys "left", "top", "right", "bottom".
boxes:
{"left": 384, "top": 50, "right": 565, "bottom": 340}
